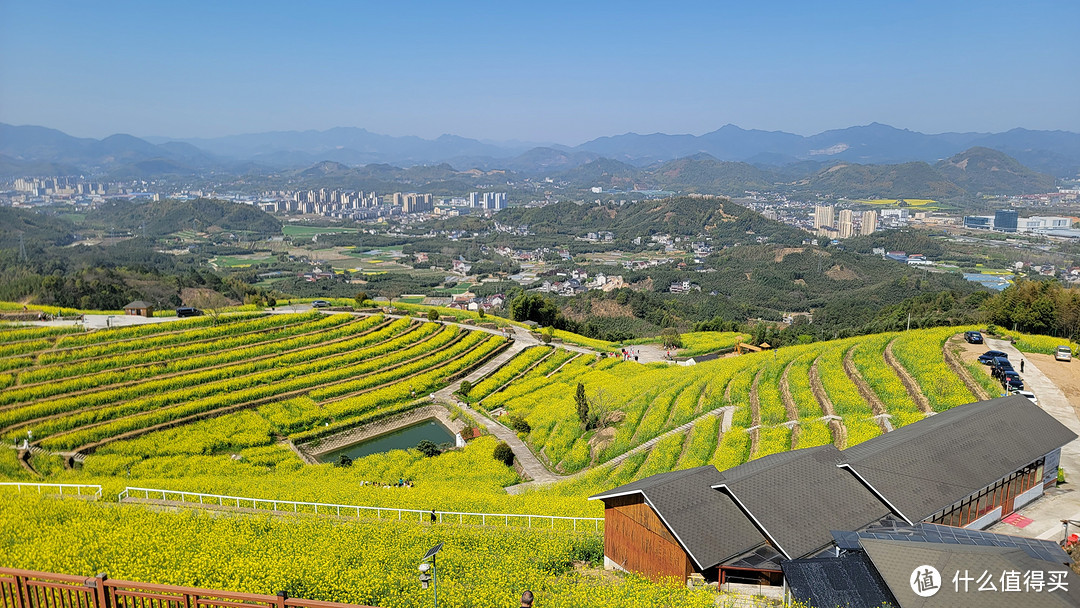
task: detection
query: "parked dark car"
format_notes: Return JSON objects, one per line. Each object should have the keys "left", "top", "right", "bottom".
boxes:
{"left": 991, "top": 358, "right": 1015, "bottom": 380}
{"left": 978, "top": 350, "right": 1008, "bottom": 365}
{"left": 311, "top": 300, "right": 331, "bottom": 308}
{"left": 175, "top": 307, "right": 202, "bottom": 318}
{"left": 1001, "top": 371, "right": 1024, "bottom": 391}
{"left": 964, "top": 331, "right": 984, "bottom": 344}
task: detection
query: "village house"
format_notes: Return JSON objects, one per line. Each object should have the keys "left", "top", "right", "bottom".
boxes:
{"left": 590, "top": 395, "right": 1074, "bottom": 587}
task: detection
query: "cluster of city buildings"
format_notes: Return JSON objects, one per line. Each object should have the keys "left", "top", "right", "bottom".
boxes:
{"left": 813, "top": 205, "right": 878, "bottom": 238}
{"left": 260, "top": 189, "right": 507, "bottom": 218}
{"left": 1, "top": 175, "right": 509, "bottom": 221}
{"left": 962, "top": 210, "right": 1078, "bottom": 235}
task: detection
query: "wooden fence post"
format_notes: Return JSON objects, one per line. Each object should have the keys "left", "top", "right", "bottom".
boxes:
{"left": 92, "top": 573, "right": 110, "bottom": 608}
{"left": 276, "top": 590, "right": 288, "bottom": 608}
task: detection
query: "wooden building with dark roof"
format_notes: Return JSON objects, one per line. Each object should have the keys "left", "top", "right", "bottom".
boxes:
{"left": 590, "top": 395, "right": 1076, "bottom": 586}
{"left": 123, "top": 300, "right": 154, "bottom": 317}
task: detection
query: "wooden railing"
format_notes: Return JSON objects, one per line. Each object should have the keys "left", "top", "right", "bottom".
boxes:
{"left": 0, "top": 568, "right": 379, "bottom": 608}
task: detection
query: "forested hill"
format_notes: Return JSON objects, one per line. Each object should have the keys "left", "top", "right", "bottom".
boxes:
{"left": 497, "top": 196, "right": 809, "bottom": 245}
{"left": 87, "top": 198, "right": 282, "bottom": 237}
{"left": 0, "top": 207, "right": 77, "bottom": 249}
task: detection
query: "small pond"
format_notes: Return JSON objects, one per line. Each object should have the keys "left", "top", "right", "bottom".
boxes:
{"left": 316, "top": 418, "right": 455, "bottom": 463}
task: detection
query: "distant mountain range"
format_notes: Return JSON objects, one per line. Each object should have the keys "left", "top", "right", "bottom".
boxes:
{"left": 1, "top": 122, "right": 1077, "bottom": 195}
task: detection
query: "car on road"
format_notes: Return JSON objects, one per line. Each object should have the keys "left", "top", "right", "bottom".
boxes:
{"left": 964, "top": 331, "right": 984, "bottom": 344}
{"left": 1000, "top": 370, "right": 1023, "bottom": 391}
{"left": 1056, "top": 345, "right": 1072, "bottom": 362}
{"left": 311, "top": 300, "right": 331, "bottom": 308}
{"left": 175, "top": 307, "right": 202, "bottom": 318}
{"left": 1011, "top": 389, "right": 1038, "bottom": 405}
{"left": 978, "top": 350, "right": 1008, "bottom": 365}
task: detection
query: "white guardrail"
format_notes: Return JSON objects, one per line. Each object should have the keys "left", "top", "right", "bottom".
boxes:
{"left": 119, "top": 486, "right": 602, "bottom": 532}
{"left": 0, "top": 482, "right": 103, "bottom": 498}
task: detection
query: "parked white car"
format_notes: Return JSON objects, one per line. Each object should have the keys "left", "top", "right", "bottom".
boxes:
{"left": 1056, "top": 345, "right": 1072, "bottom": 362}
{"left": 1011, "top": 390, "right": 1038, "bottom": 405}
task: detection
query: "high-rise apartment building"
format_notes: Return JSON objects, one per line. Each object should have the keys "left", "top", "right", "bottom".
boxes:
{"left": 814, "top": 205, "right": 835, "bottom": 230}
{"left": 860, "top": 210, "right": 878, "bottom": 235}
{"left": 838, "top": 209, "right": 855, "bottom": 239}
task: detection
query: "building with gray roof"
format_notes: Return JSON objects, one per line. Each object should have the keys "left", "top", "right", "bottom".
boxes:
{"left": 590, "top": 395, "right": 1076, "bottom": 586}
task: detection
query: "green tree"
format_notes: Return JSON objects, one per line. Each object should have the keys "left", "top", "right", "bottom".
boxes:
{"left": 354, "top": 291, "right": 369, "bottom": 308}
{"left": 661, "top": 328, "right": 683, "bottom": 349}
{"left": 575, "top": 382, "right": 589, "bottom": 426}
{"left": 458, "top": 379, "right": 472, "bottom": 397}
{"left": 510, "top": 293, "right": 561, "bottom": 327}
{"left": 493, "top": 441, "right": 514, "bottom": 466}
{"left": 427, "top": 309, "right": 440, "bottom": 321}
{"left": 416, "top": 440, "right": 441, "bottom": 458}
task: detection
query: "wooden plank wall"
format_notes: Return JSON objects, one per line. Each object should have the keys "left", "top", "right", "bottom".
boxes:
{"left": 603, "top": 495, "right": 693, "bottom": 581}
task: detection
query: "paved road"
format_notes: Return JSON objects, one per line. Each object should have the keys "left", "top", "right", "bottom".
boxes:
{"left": 982, "top": 338, "right": 1080, "bottom": 544}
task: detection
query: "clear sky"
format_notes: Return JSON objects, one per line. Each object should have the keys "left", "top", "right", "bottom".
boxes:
{"left": 1, "top": 0, "right": 1077, "bottom": 144}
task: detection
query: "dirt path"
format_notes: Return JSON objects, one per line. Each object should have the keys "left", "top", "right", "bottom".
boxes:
{"left": 843, "top": 345, "right": 892, "bottom": 433}
{"left": 942, "top": 335, "right": 990, "bottom": 400}
{"left": 884, "top": 338, "right": 932, "bottom": 413}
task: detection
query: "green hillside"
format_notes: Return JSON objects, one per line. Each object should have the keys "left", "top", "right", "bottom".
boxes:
{"left": 0, "top": 309, "right": 1064, "bottom": 608}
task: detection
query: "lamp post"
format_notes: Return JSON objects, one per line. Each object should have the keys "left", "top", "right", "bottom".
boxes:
{"left": 418, "top": 542, "right": 443, "bottom": 608}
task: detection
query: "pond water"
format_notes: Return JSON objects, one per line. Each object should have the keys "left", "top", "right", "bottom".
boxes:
{"left": 316, "top": 418, "right": 455, "bottom": 463}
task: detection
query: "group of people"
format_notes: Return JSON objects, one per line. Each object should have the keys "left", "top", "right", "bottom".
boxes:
{"left": 357, "top": 479, "right": 414, "bottom": 488}
{"left": 610, "top": 348, "right": 640, "bottom": 362}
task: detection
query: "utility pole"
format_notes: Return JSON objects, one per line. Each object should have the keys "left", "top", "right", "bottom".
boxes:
{"left": 907, "top": 311, "right": 911, "bottom": 332}
{"left": 18, "top": 233, "right": 27, "bottom": 262}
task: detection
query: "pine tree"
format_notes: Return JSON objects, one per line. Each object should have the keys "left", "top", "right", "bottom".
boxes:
{"left": 576, "top": 382, "right": 589, "bottom": 427}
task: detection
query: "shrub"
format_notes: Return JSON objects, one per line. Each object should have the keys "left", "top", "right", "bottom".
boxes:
{"left": 493, "top": 441, "right": 514, "bottom": 466}
{"left": 427, "top": 309, "right": 440, "bottom": 322}
{"left": 504, "top": 413, "right": 531, "bottom": 434}
{"left": 335, "top": 454, "right": 353, "bottom": 467}
{"left": 458, "top": 379, "right": 472, "bottom": 397}
{"left": 416, "top": 440, "right": 441, "bottom": 458}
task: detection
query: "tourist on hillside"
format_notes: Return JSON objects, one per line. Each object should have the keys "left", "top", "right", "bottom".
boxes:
{"left": 519, "top": 590, "right": 534, "bottom": 607}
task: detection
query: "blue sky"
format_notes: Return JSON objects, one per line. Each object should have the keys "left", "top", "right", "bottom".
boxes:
{"left": 1, "top": 1, "right": 1077, "bottom": 143}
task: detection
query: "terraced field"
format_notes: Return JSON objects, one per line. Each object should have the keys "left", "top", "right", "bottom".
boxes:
{"left": 0, "top": 312, "right": 507, "bottom": 458}
{"left": 2, "top": 315, "right": 1049, "bottom": 608}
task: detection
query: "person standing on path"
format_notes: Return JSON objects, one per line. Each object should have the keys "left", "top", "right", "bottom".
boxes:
{"left": 1021, "top": 359, "right": 1025, "bottom": 373}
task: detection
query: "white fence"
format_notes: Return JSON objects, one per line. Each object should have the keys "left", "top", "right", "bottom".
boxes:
{"left": 119, "top": 486, "right": 603, "bottom": 532}
{"left": 0, "top": 482, "right": 102, "bottom": 499}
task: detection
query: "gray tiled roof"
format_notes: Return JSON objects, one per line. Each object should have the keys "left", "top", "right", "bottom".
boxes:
{"left": 782, "top": 552, "right": 898, "bottom": 608}
{"left": 840, "top": 395, "right": 1077, "bottom": 522}
{"left": 714, "top": 445, "right": 894, "bottom": 559}
{"left": 124, "top": 300, "right": 151, "bottom": 308}
{"left": 589, "top": 465, "right": 766, "bottom": 569}
{"left": 860, "top": 538, "right": 1080, "bottom": 607}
